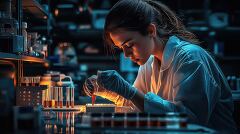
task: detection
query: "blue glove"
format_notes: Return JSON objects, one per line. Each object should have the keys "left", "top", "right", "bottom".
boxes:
{"left": 97, "top": 70, "right": 137, "bottom": 100}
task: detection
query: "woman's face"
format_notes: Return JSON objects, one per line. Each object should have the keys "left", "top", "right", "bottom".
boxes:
{"left": 110, "top": 28, "right": 154, "bottom": 65}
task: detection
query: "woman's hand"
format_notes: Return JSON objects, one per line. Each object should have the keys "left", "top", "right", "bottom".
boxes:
{"left": 97, "top": 70, "right": 137, "bottom": 99}
{"left": 83, "top": 75, "right": 97, "bottom": 96}
{"left": 83, "top": 73, "right": 125, "bottom": 106}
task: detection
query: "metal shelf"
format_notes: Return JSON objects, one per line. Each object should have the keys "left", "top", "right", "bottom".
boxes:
{"left": 0, "top": 52, "right": 49, "bottom": 64}
{"left": 23, "top": 0, "right": 48, "bottom": 19}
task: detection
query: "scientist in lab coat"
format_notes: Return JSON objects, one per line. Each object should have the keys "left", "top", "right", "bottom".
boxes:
{"left": 84, "top": 0, "right": 237, "bottom": 133}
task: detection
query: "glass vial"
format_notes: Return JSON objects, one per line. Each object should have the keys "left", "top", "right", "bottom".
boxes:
{"left": 22, "top": 22, "right": 28, "bottom": 52}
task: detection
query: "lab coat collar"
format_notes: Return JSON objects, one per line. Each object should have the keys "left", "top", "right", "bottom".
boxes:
{"left": 160, "top": 35, "right": 181, "bottom": 71}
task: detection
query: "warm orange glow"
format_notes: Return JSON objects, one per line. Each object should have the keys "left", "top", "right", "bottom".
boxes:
{"left": 95, "top": 91, "right": 124, "bottom": 106}
{"left": 54, "top": 9, "right": 59, "bottom": 16}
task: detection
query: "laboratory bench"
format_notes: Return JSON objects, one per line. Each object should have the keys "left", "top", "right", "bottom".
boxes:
{"left": 8, "top": 105, "right": 217, "bottom": 134}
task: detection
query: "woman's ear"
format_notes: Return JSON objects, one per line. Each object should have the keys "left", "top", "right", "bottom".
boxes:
{"left": 147, "top": 23, "right": 157, "bottom": 37}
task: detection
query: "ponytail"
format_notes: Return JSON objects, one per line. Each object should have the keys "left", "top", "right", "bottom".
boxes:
{"left": 145, "top": 0, "right": 200, "bottom": 44}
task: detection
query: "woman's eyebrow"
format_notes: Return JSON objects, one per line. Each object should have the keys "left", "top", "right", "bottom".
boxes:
{"left": 120, "top": 38, "right": 132, "bottom": 46}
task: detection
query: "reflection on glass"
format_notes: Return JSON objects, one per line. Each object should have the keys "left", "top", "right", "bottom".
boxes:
{"left": 44, "top": 112, "right": 75, "bottom": 134}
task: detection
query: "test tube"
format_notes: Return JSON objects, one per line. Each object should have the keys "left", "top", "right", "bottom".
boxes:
{"left": 43, "top": 87, "right": 49, "bottom": 107}
{"left": 29, "top": 77, "right": 32, "bottom": 86}
{"left": 59, "top": 87, "right": 63, "bottom": 108}
{"left": 48, "top": 86, "right": 52, "bottom": 107}
{"left": 43, "top": 90, "right": 46, "bottom": 107}
{"left": 26, "top": 77, "right": 29, "bottom": 86}
{"left": 37, "top": 76, "right": 41, "bottom": 86}
{"left": 51, "top": 86, "right": 55, "bottom": 107}
{"left": 31, "top": 77, "right": 35, "bottom": 86}
{"left": 66, "top": 87, "right": 70, "bottom": 108}
{"left": 70, "top": 87, "right": 74, "bottom": 108}
{"left": 54, "top": 87, "right": 59, "bottom": 108}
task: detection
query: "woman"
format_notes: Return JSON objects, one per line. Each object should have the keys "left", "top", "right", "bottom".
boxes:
{"left": 84, "top": 0, "right": 237, "bottom": 133}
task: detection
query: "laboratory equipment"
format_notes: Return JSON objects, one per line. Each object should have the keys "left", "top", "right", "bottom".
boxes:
{"left": 59, "top": 87, "right": 63, "bottom": 108}
{"left": 66, "top": 87, "right": 70, "bottom": 108}
{"left": 54, "top": 87, "right": 58, "bottom": 108}
{"left": 22, "top": 22, "right": 28, "bottom": 52}
{"left": 40, "top": 72, "right": 75, "bottom": 109}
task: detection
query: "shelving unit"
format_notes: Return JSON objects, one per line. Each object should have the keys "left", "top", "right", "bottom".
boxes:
{"left": 0, "top": 52, "right": 49, "bottom": 64}
{"left": 0, "top": 0, "right": 51, "bottom": 86}
{"left": 22, "top": 0, "right": 48, "bottom": 19}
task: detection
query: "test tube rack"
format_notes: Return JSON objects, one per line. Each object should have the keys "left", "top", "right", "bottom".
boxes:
{"left": 42, "top": 86, "right": 75, "bottom": 110}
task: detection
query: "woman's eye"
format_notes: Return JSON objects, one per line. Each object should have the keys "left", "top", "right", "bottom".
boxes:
{"left": 126, "top": 43, "right": 134, "bottom": 48}
{"left": 113, "top": 45, "right": 121, "bottom": 50}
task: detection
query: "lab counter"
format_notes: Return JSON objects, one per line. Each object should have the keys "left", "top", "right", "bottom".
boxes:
{"left": 42, "top": 110, "right": 216, "bottom": 133}
{"left": 11, "top": 105, "right": 217, "bottom": 134}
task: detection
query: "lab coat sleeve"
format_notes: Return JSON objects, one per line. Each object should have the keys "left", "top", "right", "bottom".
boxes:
{"left": 144, "top": 60, "right": 219, "bottom": 125}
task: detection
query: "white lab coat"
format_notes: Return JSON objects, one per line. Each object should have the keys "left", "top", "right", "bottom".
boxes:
{"left": 133, "top": 36, "right": 237, "bottom": 133}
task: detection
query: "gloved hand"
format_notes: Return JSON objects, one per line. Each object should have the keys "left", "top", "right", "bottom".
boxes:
{"left": 97, "top": 70, "right": 137, "bottom": 100}
{"left": 83, "top": 75, "right": 97, "bottom": 96}
{"left": 83, "top": 73, "right": 125, "bottom": 106}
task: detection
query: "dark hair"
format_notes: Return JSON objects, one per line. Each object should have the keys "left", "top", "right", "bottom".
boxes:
{"left": 103, "top": 0, "right": 199, "bottom": 54}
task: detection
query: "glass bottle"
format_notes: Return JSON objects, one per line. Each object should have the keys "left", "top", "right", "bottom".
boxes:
{"left": 22, "top": 22, "right": 28, "bottom": 52}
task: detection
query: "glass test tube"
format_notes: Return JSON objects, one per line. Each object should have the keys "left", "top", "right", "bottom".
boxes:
{"left": 59, "top": 87, "right": 63, "bottom": 108}
{"left": 44, "top": 86, "right": 49, "bottom": 107}
{"left": 34, "top": 77, "right": 37, "bottom": 86}
{"left": 66, "top": 87, "right": 70, "bottom": 108}
{"left": 51, "top": 86, "right": 55, "bottom": 107}
{"left": 28, "top": 77, "right": 31, "bottom": 86}
{"left": 43, "top": 89, "right": 46, "bottom": 107}
{"left": 70, "top": 87, "right": 74, "bottom": 108}
{"left": 48, "top": 86, "right": 52, "bottom": 107}
{"left": 31, "top": 77, "right": 35, "bottom": 86}
{"left": 26, "top": 77, "right": 29, "bottom": 86}
{"left": 54, "top": 87, "right": 59, "bottom": 108}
